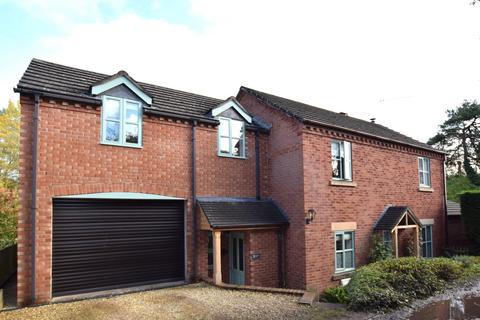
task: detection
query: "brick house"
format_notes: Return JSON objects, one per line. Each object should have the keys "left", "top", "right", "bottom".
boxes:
{"left": 14, "top": 59, "right": 446, "bottom": 306}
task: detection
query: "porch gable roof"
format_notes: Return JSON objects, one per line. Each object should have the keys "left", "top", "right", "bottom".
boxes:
{"left": 197, "top": 197, "right": 289, "bottom": 229}
{"left": 374, "top": 206, "right": 422, "bottom": 231}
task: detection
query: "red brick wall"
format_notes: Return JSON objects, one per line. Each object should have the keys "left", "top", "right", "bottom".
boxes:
{"left": 238, "top": 92, "right": 306, "bottom": 290}
{"left": 238, "top": 91, "right": 446, "bottom": 292}
{"left": 302, "top": 128, "right": 445, "bottom": 291}
{"left": 248, "top": 230, "right": 279, "bottom": 287}
{"left": 18, "top": 95, "right": 268, "bottom": 305}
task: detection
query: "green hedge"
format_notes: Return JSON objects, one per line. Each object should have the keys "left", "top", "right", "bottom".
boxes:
{"left": 460, "top": 191, "right": 480, "bottom": 253}
{"left": 344, "top": 257, "right": 469, "bottom": 311}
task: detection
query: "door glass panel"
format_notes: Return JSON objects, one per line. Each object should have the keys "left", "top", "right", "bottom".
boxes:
{"left": 106, "top": 121, "right": 120, "bottom": 142}
{"left": 238, "top": 238, "right": 244, "bottom": 271}
{"left": 426, "top": 226, "right": 432, "bottom": 241}
{"left": 232, "top": 238, "right": 237, "bottom": 269}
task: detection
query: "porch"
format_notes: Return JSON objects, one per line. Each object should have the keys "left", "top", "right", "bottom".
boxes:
{"left": 197, "top": 198, "right": 289, "bottom": 287}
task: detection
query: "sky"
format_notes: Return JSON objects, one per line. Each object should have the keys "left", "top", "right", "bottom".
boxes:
{"left": 0, "top": 0, "right": 479, "bottom": 143}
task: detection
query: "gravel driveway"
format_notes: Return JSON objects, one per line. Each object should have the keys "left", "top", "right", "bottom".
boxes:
{"left": 0, "top": 283, "right": 352, "bottom": 320}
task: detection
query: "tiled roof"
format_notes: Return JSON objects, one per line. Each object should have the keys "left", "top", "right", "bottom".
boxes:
{"left": 197, "top": 198, "right": 289, "bottom": 229}
{"left": 447, "top": 200, "right": 461, "bottom": 216}
{"left": 240, "top": 86, "right": 440, "bottom": 152}
{"left": 374, "top": 206, "right": 422, "bottom": 231}
{"left": 16, "top": 59, "right": 223, "bottom": 120}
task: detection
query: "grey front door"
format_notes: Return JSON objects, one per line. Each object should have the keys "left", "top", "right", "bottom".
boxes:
{"left": 229, "top": 232, "right": 245, "bottom": 285}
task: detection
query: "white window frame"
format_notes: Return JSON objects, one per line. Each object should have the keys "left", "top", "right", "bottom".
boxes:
{"left": 418, "top": 157, "right": 431, "bottom": 188}
{"left": 331, "top": 140, "right": 352, "bottom": 181}
{"left": 421, "top": 225, "right": 433, "bottom": 258}
{"left": 334, "top": 230, "right": 355, "bottom": 273}
{"left": 217, "top": 117, "right": 246, "bottom": 158}
{"left": 101, "top": 95, "right": 142, "bottom": 148}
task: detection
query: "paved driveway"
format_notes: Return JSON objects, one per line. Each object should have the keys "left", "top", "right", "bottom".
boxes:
{"left": 0, "top": 283, "right": 352, "bottom": 320}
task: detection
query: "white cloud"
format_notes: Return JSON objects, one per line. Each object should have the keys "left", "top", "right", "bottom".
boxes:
{"left": 7, "top": 0, "right": 480, "bottom": 142}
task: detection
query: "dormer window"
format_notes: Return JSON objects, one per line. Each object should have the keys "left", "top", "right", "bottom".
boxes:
{"left": 101, "top": 96, "right": 142, "bottom": 147}
{"left": 218, "top": 117, "right": 245, "bottom": 158}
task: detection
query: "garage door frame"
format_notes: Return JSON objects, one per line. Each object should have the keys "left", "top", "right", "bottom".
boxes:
{"left": 51, "top": 192, "right": 188, "bottom": 299}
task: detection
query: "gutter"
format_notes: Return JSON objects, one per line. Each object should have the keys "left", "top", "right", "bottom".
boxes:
{"left": 191, "top": 120, "right": 198, "bottom": 280}
{"left": 31, "top": 94, "right": 40, "bottom": 303}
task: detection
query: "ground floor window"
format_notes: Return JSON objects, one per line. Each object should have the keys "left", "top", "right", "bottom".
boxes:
{"left": 207, "top": 232, "right": 213, "bottom": 272}
{"left": 335, "top": 231, "right": 355, "bottom": 272}
{"left": 421, "top": 225, "right": 433, "bottom": 258}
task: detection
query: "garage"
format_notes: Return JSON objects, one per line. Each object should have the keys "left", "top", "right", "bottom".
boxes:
{"left": 52, "top": 194, "right": 185, "bottom": 297}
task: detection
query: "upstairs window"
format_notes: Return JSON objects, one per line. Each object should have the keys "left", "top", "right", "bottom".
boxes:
{"left": 331, "top": 140, "right": 352, "bottom": 180}
{"left": 102, "top": 96, "right": 142, "bottom": 147}
{"left": 418, "top": 157, "right": 431, "bottom": 187}
{"left": 218, "top": 117, "right": 245, "bottom": 158}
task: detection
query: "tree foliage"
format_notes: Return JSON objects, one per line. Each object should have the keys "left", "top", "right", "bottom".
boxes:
{"left": 0, "top": 100, "right": 20, "bottom": 188}
{"left": 428, "top": 101, "right": 480, "bottom": 185}
{"left": 0, "top": 100, "right": 20, "bottom": 249}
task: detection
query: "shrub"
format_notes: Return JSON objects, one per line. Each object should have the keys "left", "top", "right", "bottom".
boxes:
{"left": 323, "top": 285, "right": 350, "bottom": 304}
{"left": 346, "top": 257, "right": 470, "bottom": 311}
{"left": 453, "top": 255, "right": 480, "bottom": 268}
{"left": 368, "top": 233, "right": 393, "bottom": 263}
{"left": 346, "top": 266, "right": 407, "bottom": 311}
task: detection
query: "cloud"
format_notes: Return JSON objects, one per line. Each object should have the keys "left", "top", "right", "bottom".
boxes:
{"left": 7, "top": 0, "right": 480, "bottom": 141}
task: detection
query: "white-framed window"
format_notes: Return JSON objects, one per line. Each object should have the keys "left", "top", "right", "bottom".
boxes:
{"left": 418, "top": 157, "right": 431, "bottom": 187}
{"left": 331, "top": 140, "right": 352, "bottom": 180}
{"left": 101, "top": 96, "right": 142, "bottom": 147}
{"left": 218, "top": 117, "right": 245, "bottom": 158}
{"left": 335, "top": 231, "right": 355, "bottom": 272}
{"left": 421, "top": 225, "right": 433, "bottom": 258}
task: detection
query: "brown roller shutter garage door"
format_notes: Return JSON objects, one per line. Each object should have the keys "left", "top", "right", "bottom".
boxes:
{"left": 52, "top": 198, "right": 185, "bottom": 297}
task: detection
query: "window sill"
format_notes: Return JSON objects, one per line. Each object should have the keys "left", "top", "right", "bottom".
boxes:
{"left": 332, "top": 270, "right": 354, "bottom": 281}
{"left": 418, "top": 186, "right": 434, "bottom": 193}
{"left": 100, "top": 142, "right": 143, "bottom": 149}
{"left": 217, "top": 154, "right": 247, "bottom": 160}
{"left": 330, "top": 179, "right": 357, "bottom": 187}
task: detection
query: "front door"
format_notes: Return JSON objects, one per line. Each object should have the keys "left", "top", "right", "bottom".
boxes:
{"left": 229, "top": 232, "right": 245, "bottom": 285}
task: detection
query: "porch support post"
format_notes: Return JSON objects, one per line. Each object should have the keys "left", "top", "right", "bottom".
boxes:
{"left": 393, "top": 228, "right": 399, "bottom": 258}
{"left": 415, "top": 226, "right": 420, "bottom": 257}
{"left": 213, "top": 230, "right": 222, "bottom": 284}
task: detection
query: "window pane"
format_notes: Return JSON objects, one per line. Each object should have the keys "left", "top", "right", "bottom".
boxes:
{"left": 422, "top": 244, "right": 427, "bottom": 257}
{"left": 231, "top": 120, "right": 244, "bottom": 139}
{"left": 105, "top": 121, "right": 120, "bottom": 142}
{"left": 331, "top": 141, "right": 340, "bottom": 158}
{"left": 345, "top": 251, "right": 354, "bottom": 269}
{"left": 426, "top": 226, "right": 432, "bottom": 241}
{"left": 335, "top": 234, "right": 343, "bottom": 251}
{"left": 219, "top": 119, "right": 229, "bottom": 137}
{"left": 427, "top": 243, "right": 433, "bottom": 257}
{"left": 419, "top": 158, "right": 424, "bottom": 171}
{"left": 344, "top": 232, "right": 353, "bottom": 249}
{"left": 239, "top": 239, "right": 244, "bottom": 271}
{"left": 220, "top": 137, "right": 230, "bottom": 154}
{"left": 419, "top": 173, "right": 424, "bottom": 185}
{"left": 125, "top": 124, "right": 139, "bottom": 144}
{"left": 126, "top": 107, "right": 139, "bottom": 123}
{"left": 332, "top": 160, "right": 340, "bottom": 178}
{"left": 105, "top": 99, "right": 120, "bottom": 120}
{"left": 336, "top": 252, "right": 344, "bottom": 269}
{"left": 232, "top": 138, "right": 243, "bottom": 157}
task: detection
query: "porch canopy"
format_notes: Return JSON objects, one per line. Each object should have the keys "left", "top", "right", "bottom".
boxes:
{"left": 374, "top": 206, "right": 423, "bottom": 258}
{"left": 197, "top": 197, "right": 289, "bottom": 284}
